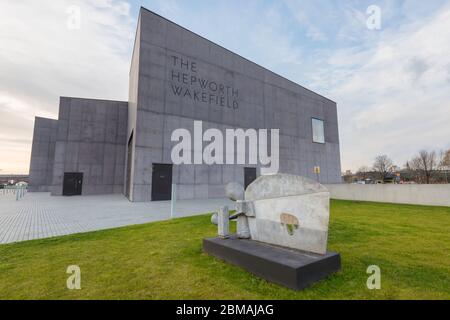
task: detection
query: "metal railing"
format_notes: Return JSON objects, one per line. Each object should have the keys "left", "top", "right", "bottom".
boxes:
{"left": 1, "top": 185, "right": 28, "bottom": 200}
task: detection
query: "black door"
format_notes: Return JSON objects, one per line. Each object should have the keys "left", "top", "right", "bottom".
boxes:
{"left": 244, "top": 167, "right": 257, "bottom": 190}
{"left": 63, "top": 172, "right": 83, "bottom": 196}
{"left": 125, "top": 132, "right": 133, "bottom": 199}
{"left": 151, "top": 164, "right": 173, "bottom": 201}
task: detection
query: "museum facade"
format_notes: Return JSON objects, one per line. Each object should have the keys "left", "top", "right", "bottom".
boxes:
{"left": 28, "top": 7, "right": 341, "bottom": 202}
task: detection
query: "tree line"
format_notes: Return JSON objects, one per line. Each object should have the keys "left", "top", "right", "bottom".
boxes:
{"left": 345, "top": 149, "right": 450, "bottom": 184}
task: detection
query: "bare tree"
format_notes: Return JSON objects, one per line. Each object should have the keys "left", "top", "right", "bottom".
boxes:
{"left": 403, "top": 161, "right": 418, "bottom": 183}
{"left": 372, "top": 155, "right": 394, "bottom": 182}
{"left": 356, "top": 166, "right": 370, "bottom": 181}
{"left": 442, "top": 149, "right": 450, "bottom": 167}
{"left": 410, "top": 150, "right": 437, "bottom": 184}
{"left": 439, "top": 149, "right": 450, "bottom": 183}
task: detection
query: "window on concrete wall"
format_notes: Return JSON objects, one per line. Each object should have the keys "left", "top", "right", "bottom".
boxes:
{"left": 312, "top": 118, "right": 325, "bottom": 144}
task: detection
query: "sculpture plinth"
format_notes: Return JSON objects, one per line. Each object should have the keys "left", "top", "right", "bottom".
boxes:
{"left": 203, "top": 237, "right": 341, "bottom": 291}
{"left": 204, "top": 174, "right": 341, "bottom": 290}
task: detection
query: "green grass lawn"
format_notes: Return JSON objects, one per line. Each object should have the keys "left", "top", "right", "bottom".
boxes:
{"left": 0, "top": 200, "right": 449, "bottom": 300}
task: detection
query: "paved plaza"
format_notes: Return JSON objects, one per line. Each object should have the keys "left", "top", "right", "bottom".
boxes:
{"left": 0, "top": 191, "right": 232, "bottom": 244}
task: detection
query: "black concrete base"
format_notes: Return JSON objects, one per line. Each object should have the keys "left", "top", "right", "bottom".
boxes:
{"left": 203, "top": 237, "right": 341, "bottom": 291}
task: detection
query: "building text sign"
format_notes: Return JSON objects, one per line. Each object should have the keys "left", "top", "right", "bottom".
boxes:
{"left": 170, "top": 55, "right": 239, "bottom": 110}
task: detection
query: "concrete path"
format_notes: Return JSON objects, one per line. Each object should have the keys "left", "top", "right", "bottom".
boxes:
{"left": 0, "top": 192, "right": 233, "bottom": 244}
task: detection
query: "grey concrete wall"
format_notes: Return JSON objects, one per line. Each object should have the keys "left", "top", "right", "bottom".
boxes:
{"left": 28, "top": 117, "right": 58, "bottom": 192}
{"left": 129, "top": 8, "right": 341, "bottom": 201}
{"left": 126, "top": 14, "right": 141, "bottom": 200}
{"left": 50, "top": 97, "right": 128, "bottom": 196}
{"left": 326, "top": 184, "right": 450, "bottom": 207}
{"left": 134, "top": 115, "right": 253, "bottom": 200}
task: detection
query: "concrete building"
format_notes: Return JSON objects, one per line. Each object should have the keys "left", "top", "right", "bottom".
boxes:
{"left": 28, "top": 7, "right": 341, "bottom": 202}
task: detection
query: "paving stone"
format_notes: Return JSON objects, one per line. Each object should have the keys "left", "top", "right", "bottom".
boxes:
{"left": 0, "top": 192, "right": 232, "bottom": 244}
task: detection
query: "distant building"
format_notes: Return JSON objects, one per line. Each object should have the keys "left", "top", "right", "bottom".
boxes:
{"left": 0, "top": 175, "right": 29, "bottom": 186}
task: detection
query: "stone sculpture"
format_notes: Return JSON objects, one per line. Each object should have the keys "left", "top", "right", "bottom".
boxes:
{"left": 215, "top": 174, "right": 330, "bottom": 254}
{"left": 204, "top": 173, "right": 341, "bottom": 290}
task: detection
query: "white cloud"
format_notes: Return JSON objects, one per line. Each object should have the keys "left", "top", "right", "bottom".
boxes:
{"left": 1, "top": 0, "right": 449, "bottom": 175}
{"left": 0, "top": 0, "right": 134, "bottom": 173}
{"left": 322, "top": 6, "right": 450, "bottom": 170}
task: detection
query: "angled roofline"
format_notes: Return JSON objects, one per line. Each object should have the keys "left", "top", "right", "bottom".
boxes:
{"left": 129, "top": 10, "right": 142, "bottom": 77}
{"left": 59, "top": 96, "right": 128, "bottom": 104}
{"left": 138, "top": 6, "right": 336, "bottom": 104}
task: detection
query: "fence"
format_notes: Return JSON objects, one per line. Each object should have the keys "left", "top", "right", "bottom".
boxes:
{"left": 325, "top": 184, "right": 450, "bottom": 207}
{"left": 1, "top": 186, "right": 28, "bottom": 201}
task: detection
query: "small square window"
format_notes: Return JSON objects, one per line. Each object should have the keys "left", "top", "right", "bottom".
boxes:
{"left": 312, "top": 118, "right": 325, "bottom": 144}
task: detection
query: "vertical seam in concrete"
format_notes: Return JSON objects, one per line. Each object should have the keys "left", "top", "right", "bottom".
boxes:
{"left": 130, "top": 20, "right": 142, "bottom": 202}
{"left": 113, "top": 103, "right": 120, "bottom": 189}
{"left": 161, "top": 45, "right": 168, "bottom": 164}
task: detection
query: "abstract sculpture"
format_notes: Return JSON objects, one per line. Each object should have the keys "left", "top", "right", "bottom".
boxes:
{"left": 205, "top": 173, "right": 341, "bottom": 290}
{"left": 212, "top": 174, "right": 331, "bottom": 254}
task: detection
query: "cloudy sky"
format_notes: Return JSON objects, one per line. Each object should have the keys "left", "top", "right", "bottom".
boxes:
{"left": 0, "top": 0, "right": 449, "bottom": 174}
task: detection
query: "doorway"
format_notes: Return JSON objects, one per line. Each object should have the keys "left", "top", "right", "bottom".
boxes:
{"left": 244, "top": 167, "right": 257, "bottom": 190}
{"left": 151, "top": 164, "right": 173, "bottom": 201}
{"left": 63, "top": 172, "right": 83, "bottom": 196}
{"left": 125, "top": 132, "right": 133, "bottom": 199}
